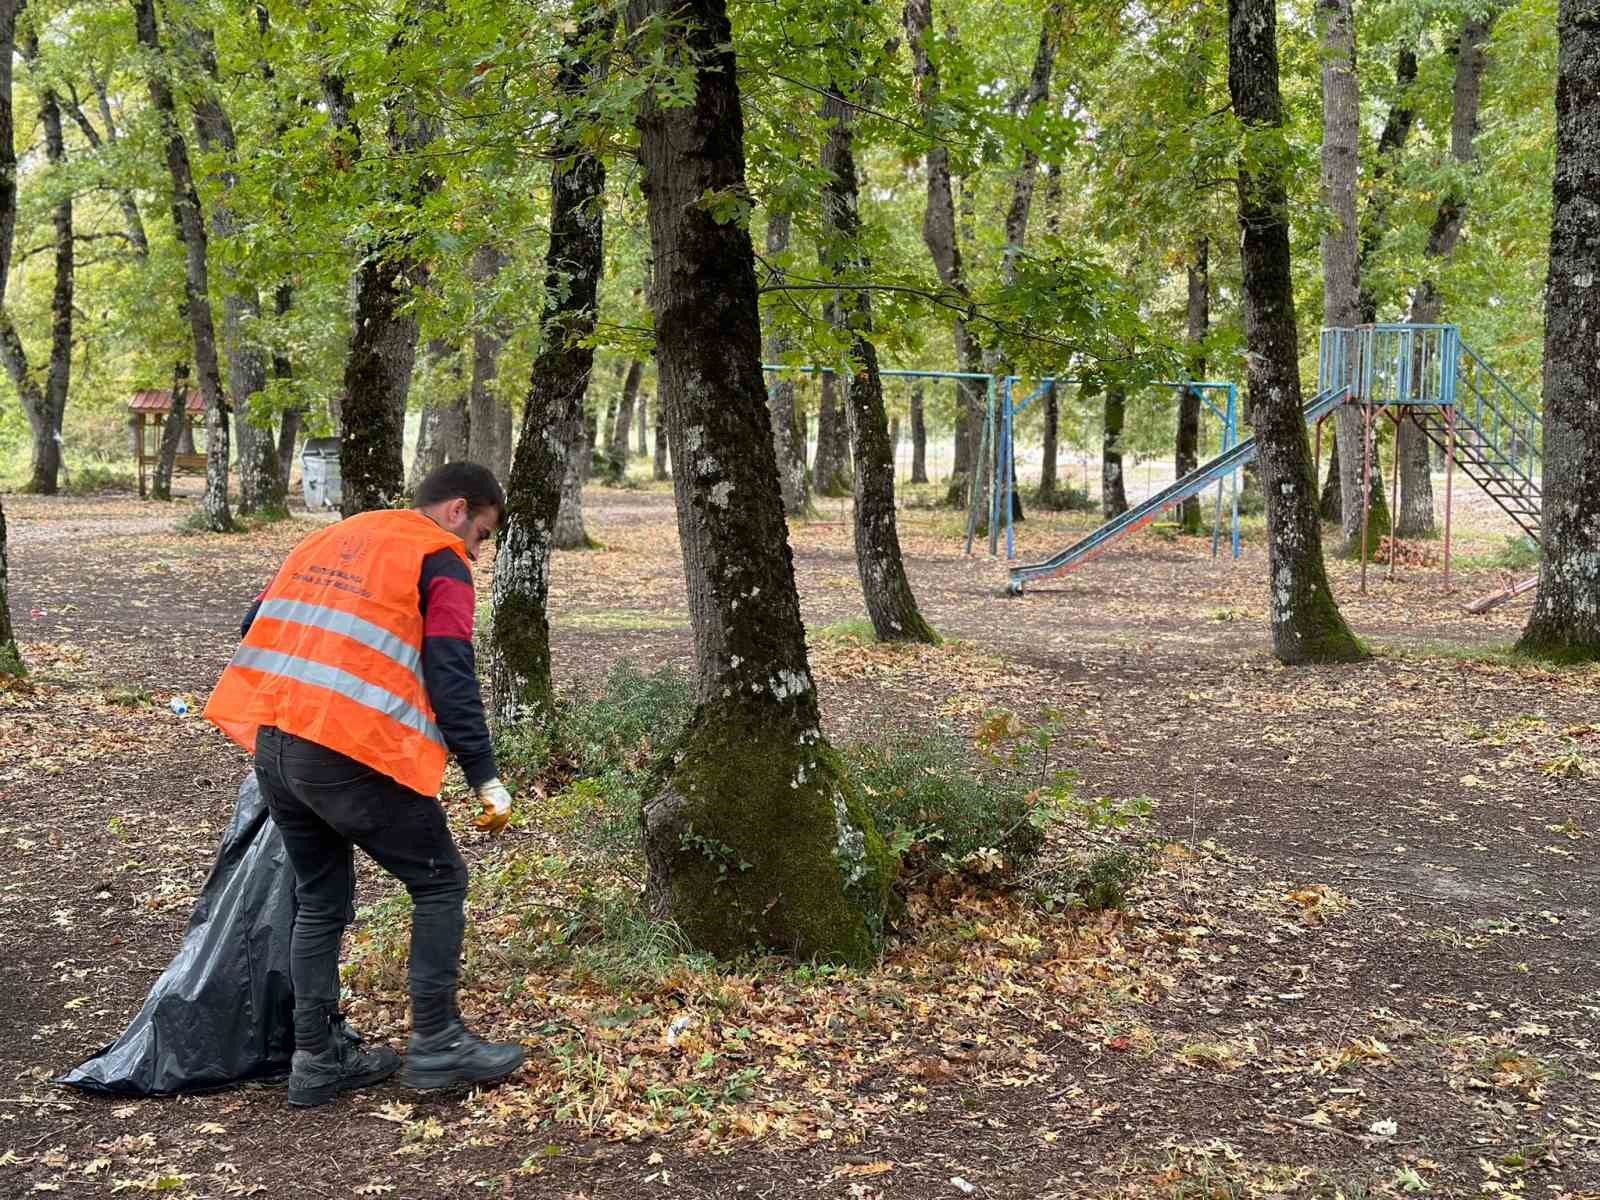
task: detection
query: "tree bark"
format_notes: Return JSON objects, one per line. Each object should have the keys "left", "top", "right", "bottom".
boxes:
{"left": 468, "top": 244, "right": 507, "bottom": 476}
{"left": 1102, "top": 382, "right": 1128, "bottom": 517}
{"left": 0, "top": 489, "right": 19, "bottom": 676}
{"left": 763, "top": 209, "right": 810, "bottom": 516}
{"left": 553, "top": 405, "right": 593, "bottom": 549}
{"left": 1230, "top": 0, "right": 1365, "bottom": 664}
{"left": 812, "top": 370, "right": 851, "bottom": 495}
{"left": 153, "top": 362, "right": 189, "bottom": 502}
{"left": 606, "top": 359, "right": 642, "bottom": 482}
{"left": 330, "top": 40, "right": 436, "bottom": 515}
{"left": 626, "top": 0, "right": 893, "bottom": 964}
{"left": 653, "top": 403, "right": 669, "bottom": 479}
{"left": 1319, "top": 436, "right": 1342, "bottom": 520}
{"left": 909, "top": 383, "right": 928, "bottom": 484}
{"left": 984, "top": 3, "right": 1059, "bottom": 526}
{"left": 1400, "top": 10, "right": 1496, "bottom": 538}
{"left": 186, "top": 25, "right": 281, "bottom": 514}
{"left": 1319, "top": 0, "right": 1385, "bottom": 553}
{"left": 0, "top": 25, "right": 70, "bottom": 497}
{"left": 1517, "top": 0, "right": 1600, "bottom": 660}
{"left": 636, "top": 391, "right": 648, "bottom": 456}
{"left": 1178, "top": 236, "right": 1208, "bottom": 532}
{"left": 132, "top": 0, "right": 231, "bottom": 531}
{"left": 271, "top": 283, "right": 300, "bottom": 486}
{"left": 489, "top": 2, "right": 614, "bottom": 721}
{"left": 820, "top": 66, "right": 937, "bottom": 644}
{"left": 903, "top": 0, "right": 985, "bottom": 507}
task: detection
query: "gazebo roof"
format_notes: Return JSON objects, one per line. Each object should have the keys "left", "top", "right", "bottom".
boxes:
{"left": 129, "top": 389, "right": 212, "bottom": 414}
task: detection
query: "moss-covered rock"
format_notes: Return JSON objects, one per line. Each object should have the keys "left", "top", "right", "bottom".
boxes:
{"left": 641, "top": 701, "right": 897, "bottom": 966}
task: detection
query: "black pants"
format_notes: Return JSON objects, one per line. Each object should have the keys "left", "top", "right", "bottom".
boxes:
{"left": 255, "top": 726, "right": 468, "bottom": 1046}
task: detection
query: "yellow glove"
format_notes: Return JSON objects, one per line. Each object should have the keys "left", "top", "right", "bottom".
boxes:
{"left": 472, "top": 778, "right": 513, "bottom": 834}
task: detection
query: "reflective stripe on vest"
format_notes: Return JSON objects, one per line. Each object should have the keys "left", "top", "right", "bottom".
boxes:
{"left": 254, "top": 598, "right": 423, "bottom": 677}
{"left": 230, "top": 646, "right": 444, "bottom": 746}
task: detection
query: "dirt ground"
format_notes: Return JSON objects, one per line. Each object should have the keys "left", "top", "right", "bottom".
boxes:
{"left": 2, "top": 479, "right": 1596, "bottom": 1200}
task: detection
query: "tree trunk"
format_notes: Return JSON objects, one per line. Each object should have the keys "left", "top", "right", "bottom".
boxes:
{"left": 820, "top": 68, "right": 937, "bottom": 643}
{"left": 636, "top": 391, "right": 648, "bottom": 456}
{"left": 0, "top": 26, "right": 69, "bottom": 497}
{"left": 1177, "top": 237, "right": 1208, "bottom": 532}
{"left": 763, "top": 209, "right": 810, "bottom": 516}
{"left": 553, "top": 404, "right": 594, "bottom": 548}
{"left": 1102, "top": 383, "right": 1128, "bottom": 517}
{"left": 468, "top": 243, "right": 507, "bottom": 476}
{"left": 1357, "top": 47, "right": 1418, "bottom": 322}
{"left": 0, "top": 490, "right": 19, "bottom": 676}
{"left": 489, "top": 3, "right": 614, "bottom": 721}
{"left": 271, "top": 282, "right": 300, "bottom": 487}
{"left": 909, "top": 383, "right": 928, "bottom": 484}
{"left": 132, "top": 0, "right": 231, "bottom": 531}
{"left": 903, "top": 0, "right": 985, "bottom": 508}
{"left": 1230, "top": 0, "right": 1365, "bottom": 664}
{"left": 983, "top": 3, "right": 1059, "bottom": 527}
{"left": 1518, "top": 0, "right": 1600, "bottom": 658}
{"left": 1400, "top": 10, "right": 1496, "bottom": 538}
{"left": 1320, "top": 436, "right": 1342, "bottom": 520}
{"left": 1319, "top": 0, "right": 1386, "bottom": 553}
{"left": 153, "top": 363, "right": 189, "bottom": 502}
{"left": 813, "top": 371, "right": 851, "bottom": 495}
{"left": 653, "top": 404, "right": 669, "bottom": 479}
{"left": 627, "top": 0, "right": 893, "bottom": 964}
{"left": 606, "top": 359, "right": 641, "bottom": 482}
{"left": 329, "top": 54, "right": 434, "bottom": 516}
{"left": 188, "top": 26, "right": 280, "bottom": 514}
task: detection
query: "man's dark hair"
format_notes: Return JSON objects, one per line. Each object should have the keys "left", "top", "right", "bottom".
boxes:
{"left": 414, "top": 462, "right": 506, "bottom": 526}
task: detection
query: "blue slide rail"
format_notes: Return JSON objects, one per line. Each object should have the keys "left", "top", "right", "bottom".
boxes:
{"left": 1006, "top": 384, "right": 1350, "bottom": 593}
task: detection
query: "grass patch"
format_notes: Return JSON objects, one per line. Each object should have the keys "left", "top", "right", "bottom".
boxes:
{"left": 556, "top": 610, "right": 691, "bottom": 633}
{"left": 1456, "top": 534, "right": 1541, "bottom": 572}
{"left": 810, "top": 617, "right": 879, "bottom": 644}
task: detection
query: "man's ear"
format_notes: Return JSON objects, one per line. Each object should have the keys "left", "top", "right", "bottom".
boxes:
{"left": 447, "top": 496, "right": 469, "bottom": 526}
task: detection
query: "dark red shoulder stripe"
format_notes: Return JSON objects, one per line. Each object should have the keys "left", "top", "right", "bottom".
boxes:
{"left": 423, "top": 576, "right": 475, "bottom": 640}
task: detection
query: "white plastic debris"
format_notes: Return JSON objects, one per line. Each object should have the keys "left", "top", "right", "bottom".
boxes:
{"left": 666, "top": 1015, "right": 694, "bottom": 1046}
{"left": 949, "top": 1178, "right": 976, "bottom": 1195}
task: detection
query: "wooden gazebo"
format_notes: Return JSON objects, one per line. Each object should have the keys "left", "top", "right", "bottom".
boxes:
{"left": 130, "top": 389, "right": 211, "bottom": 497}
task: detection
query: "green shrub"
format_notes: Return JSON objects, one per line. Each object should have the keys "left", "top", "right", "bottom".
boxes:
{"left": 495, "top": 661, "right": 694, "bottom": 857}
{"left": 847, "top": 735, "right": 1043, "bottom": 881}
{"left": 1026, "top": 484, "right": 1097, "bottom": 513}
{"left": 1027, "top": 844, "right": 1156, "bottom": 914}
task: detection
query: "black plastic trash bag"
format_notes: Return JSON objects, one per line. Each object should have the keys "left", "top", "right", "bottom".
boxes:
{"left": 58, "top": 773, "right": 297, "bottom": 1095}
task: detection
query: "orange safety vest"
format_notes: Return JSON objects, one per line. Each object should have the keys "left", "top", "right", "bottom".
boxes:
{"left": 204, "top": 510, "right": 471, "bottom": 796}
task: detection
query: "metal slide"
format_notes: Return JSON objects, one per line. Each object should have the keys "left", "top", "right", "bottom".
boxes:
{"left": 1006, "top": 384, "right": 1350, "bottom": 594}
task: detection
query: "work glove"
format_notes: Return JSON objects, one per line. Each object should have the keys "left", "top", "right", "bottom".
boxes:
{"left": 472, "top": 778, "right": 513, "bottom": 834}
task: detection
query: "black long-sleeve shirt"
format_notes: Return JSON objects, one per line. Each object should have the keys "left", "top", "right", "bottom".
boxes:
{"left": 240, "top": 547, "right": 497, "bottom": 788}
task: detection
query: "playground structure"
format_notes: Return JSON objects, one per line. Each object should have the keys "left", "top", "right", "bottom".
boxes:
{"left": 1003, "top": 324, "right": 1544, "bottom": 599}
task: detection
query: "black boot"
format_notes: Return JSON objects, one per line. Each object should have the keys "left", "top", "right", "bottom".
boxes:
{"left": 401, "top": 1020, "right": 526, "bottom": 1091}
{"left": 288, "top": 1013, "right": 401, "bottom": 1108}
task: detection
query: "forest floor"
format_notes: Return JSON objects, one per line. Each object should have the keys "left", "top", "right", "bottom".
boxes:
{"left": 2, "top": 475, "right": 1596, "bottom": 1200}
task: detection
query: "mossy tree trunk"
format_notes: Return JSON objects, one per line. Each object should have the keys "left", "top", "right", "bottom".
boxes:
{"left": 1517, "top": 0, "right": 1600, "bottom": 662}
{"left": 489, "top": 2, "right": 615, "bottom": 722}
{"left": 628, "top": 0, "right": 894, "bottom": 964}
{"left": 0, "top": 490, "right": 21, "bottom": 677}
{"left": 820, "top": 66, "right": 938, "bottom": 645}
{"left": 1229, "top": 0, "right": 1366, "bottom": 665}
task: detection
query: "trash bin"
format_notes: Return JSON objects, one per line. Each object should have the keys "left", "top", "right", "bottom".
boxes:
{"left": 300, "top": 437, "right": 342, "bottom": 511}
